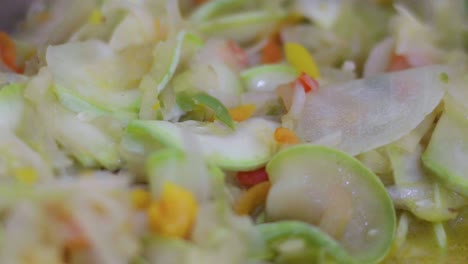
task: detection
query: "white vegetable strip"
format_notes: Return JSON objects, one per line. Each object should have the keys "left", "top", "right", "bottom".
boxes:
{"left": 139, "top": 31, "right": 186, "bottom": 119}
{"left": 297, "top": 65, "right": 448, "bottom": 155}
{"left": 363, "top": 37, "right": 394, "bottom": 78}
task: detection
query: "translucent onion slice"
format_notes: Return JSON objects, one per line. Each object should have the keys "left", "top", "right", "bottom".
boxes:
{"left": 296, "top": 65, "right": 448, "bottom": 155}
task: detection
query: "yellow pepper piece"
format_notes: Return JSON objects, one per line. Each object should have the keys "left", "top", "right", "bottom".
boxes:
{"left": 147, "top": 182, "right": 198, "bottom": 238}
{"left": 131, "top": 189, "right": 152, "bottom": 210}
{"left": 285, "top": 42, "right": 320, "bottom": 79}
{"left": 274, "top": 127, "right": 301, "bottom": 144}
{"left": 229, "top": 104, "right": 256, "bottom": 122}
{"left": 14, "top": 167, "right": 38, "bottom": 184}
{"left": 234, "top": 181, "right": 271, "bottom": 215}
{"left": 88, "top": 9, "right": 103, "bottom": 25}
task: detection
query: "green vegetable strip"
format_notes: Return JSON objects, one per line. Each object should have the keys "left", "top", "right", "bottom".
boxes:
{"left": 176, "top": 92, "right": 235, "bottom": 129}
{"left": 257, "top": 221, "right": 354, "bottom": 264}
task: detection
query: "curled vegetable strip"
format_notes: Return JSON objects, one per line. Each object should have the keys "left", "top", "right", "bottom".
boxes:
{"left": 139, "top": 31, "right": 187, "bottom": 119}
{"left": 266, "top": 145, "right": 395, "bottom": 264}
{"left": 176, "top": 92, "right": 235, "bottom": 129}
{"left": 256, "top": 221, "right": 353, "bottom": 263}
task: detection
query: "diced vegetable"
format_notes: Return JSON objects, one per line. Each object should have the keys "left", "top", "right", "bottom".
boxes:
{"left": 228, "top": 104, "right": 256, "bottom": 122}
{"left": 130, "top": 189, "right": 152, "bottom": 210}
{"left": 284, "top": 43, "right": 320, "bottom": 79}
{"left": 266, "top": 145, "right": 395, "bottom": 263}
{"left": 0, "top": 32, "right": 23, "bottom": 73}
{"left": 147, "top": 182, "right": 198, "bottom": 239}
{"left": 295, "top": 72, "right": 319, "bottom": 93}
{"left": 261, "top": 34, "right": 283, "bottom": 64}
{"left": 274, "top": 127, "right": 300, "bottom": 145}
{"left": 234, "top": 181, "right": 271, "bottom": 215}
{"left": 236, "top": 167, "right": 269, "bottom": 188}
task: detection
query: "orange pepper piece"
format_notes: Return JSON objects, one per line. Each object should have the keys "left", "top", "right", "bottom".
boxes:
{"left": 229, "top": 104, "right": 256, "bottom": 122}
{"left": 234, "top": 181, "right": 271, "bottom": 215}
{"left": 261, "top": 33, "right": 283, "bottom": 64}
{"left": 274, "top": 127, "right": 300, "bottom": 144}
{"left": 0, "top": 32, "right": 22, "bottom": 73}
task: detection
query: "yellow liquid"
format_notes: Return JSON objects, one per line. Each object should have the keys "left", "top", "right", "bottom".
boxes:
{"left": 383, "top": 213, "right": 468, "bottom": 264}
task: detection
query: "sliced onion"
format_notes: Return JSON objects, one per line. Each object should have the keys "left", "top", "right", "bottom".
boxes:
{"left": 363, "top": 37, "right": 394, "bottom": 78}
{"left": 296, "top": 65, "right": 448, "bottom": 155}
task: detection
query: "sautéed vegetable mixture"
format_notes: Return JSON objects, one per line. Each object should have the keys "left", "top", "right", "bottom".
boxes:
{"left": 0, "top": 0, "right": 467, "bottom": 263}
